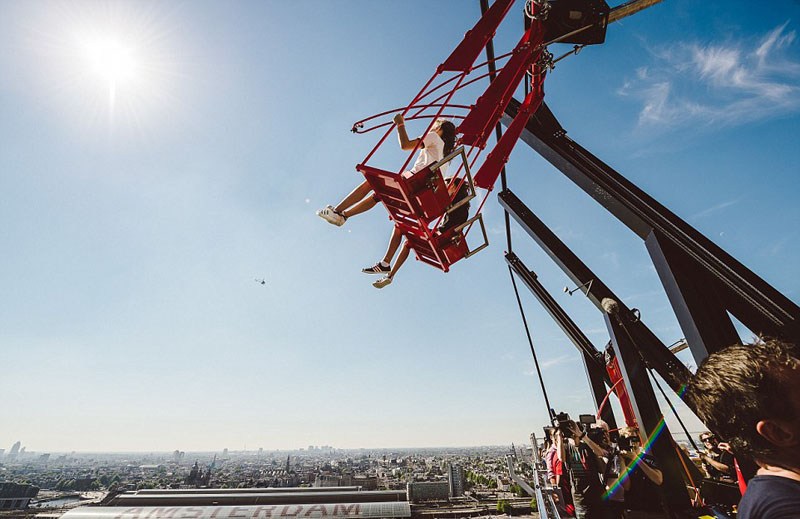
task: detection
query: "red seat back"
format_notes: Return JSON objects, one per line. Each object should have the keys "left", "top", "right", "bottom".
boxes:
{"left": 402, "top": 166, "right": 450, "bottom": 223}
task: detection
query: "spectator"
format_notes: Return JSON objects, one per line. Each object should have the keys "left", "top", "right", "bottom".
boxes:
{"left": 549, "top": 427, "right": 576, "bottom": 516}
{"left": 544, "top": 429, "right": 558, "bottom": 485}
{"left": 617, "top": 426, "right": 665, "bottom": 519}
{"left": 587, "top": 420, "right": 626, "bottom": 519}
{"left": 562, "top": 420, "right": 604, "bottom": 519}
{"left": 686, "top": 338, "right": 800, "bottom": 519}
{"left": 697, "top": 432, "right": 735, "bottom": 481}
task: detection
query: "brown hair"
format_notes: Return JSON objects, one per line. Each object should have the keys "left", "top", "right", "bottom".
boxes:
{"left": 618, "top": 427, "right": 639, "bottom": 439}
{"left": 686, "top": 338, "right": 799, "bottom": 465}
{"left": 435, "top": 119, "right": 457, "bottom": 156}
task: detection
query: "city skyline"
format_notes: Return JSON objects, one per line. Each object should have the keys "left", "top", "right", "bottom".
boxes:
{"left": 2, "top": 0, "right": 798, "bottom": 452}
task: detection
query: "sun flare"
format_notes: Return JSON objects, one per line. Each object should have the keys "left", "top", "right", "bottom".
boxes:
{"left": 28, "top": 1, "right": 180, "bottom": 135}
{"left": 83, "top": 36, "right": 139, "bottom": 84}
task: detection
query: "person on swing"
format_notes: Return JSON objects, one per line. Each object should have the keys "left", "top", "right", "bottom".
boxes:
{"left": 317, "top": 114, "right": 466, "bottom": 287}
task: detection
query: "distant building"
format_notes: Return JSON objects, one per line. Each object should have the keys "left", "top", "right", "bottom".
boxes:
{"left": 315, "top": 475, "right": 340, "bottom": 487}
{"left": 353, "top": 475, "right": 378, "bottom": 491}
{"left": 173, "top": 450, "right": 185, "bottom": 463}
{"left": 407, "top": 481, "right": 449, "bottom": 503}
{"left": 447, "top": 464, "right": 465, "bottom": 497}
{"left": 7, "top": 441, "right": 21, "bottom": 462}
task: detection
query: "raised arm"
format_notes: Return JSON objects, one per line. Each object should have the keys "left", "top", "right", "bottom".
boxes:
{"left": 622, "top": 450, "right": 663, "bottom": 486}
{"left": 567, "top": 421, "right": 609, "bottom": 459}
{"left": 393, "top": 114, "right": 421, "bottom": 151}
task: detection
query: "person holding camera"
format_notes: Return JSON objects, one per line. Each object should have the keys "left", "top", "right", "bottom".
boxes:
{"left": 614, "top": 426, "right": 665, "bottom": 518}
{"left": 698, "top": 432, "right": 736, "bottom": 482}
{"left": 581, "top": 420, "right": 627, "bottom": 519}
{"left": 561, "top": 419, "right": 604, "bottom": 519}
{"left": 547, "top": 427, "right": 577, "bottom": 516}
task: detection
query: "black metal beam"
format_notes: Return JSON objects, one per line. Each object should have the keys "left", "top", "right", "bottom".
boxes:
{"left": 501, "top": 191, "right": 690, "bottom": 512}
{"left": 645, "top": 230, "right": 741, "bottom": 362}
{"left": 506, "top": 253, "right": 605, "bottom": 370}
{"left": 506, "top": 251, "right": 617, "bottom": 428}
{"left": 499, "top": 189, "right": 691, "bottom": 394}
{"left": 503, "top": 99, "right": 800, "bottom": 355}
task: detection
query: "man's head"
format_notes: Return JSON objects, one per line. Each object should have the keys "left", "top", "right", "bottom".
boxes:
{"left": 698, "top": 432, "right": 720, "bottom": 451}
{"left": 591, "top": 419, "right": 611, "bottom": 447}
{"left": 618, "top": 426, "right": 642, "bottom": 453}
{"left": 686, "top": 338, "right": 800, "bottom": 469}
{"left": 593, "top": 419, "right": 610, "bottom": 433}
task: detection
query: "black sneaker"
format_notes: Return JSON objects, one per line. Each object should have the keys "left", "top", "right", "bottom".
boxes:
{"left": 362, "top": 262, "right": 390, "bottom": 275}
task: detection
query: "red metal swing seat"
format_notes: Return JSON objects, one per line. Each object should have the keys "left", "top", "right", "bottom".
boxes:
{"left": 357, "top": 147, "right": 488, "bottom": 272}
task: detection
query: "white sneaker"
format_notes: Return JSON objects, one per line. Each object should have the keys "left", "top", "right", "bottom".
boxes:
{"left": 373, "top": 276, "right": 393, "bottom": 289}
{"left": 317, "top": 205, "right": 346, "bottom": 226}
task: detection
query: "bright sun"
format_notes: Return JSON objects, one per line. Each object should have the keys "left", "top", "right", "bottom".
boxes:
{"left": 84, "top": 36, "right": 139, "bottom": 84}
{"left": 33, "top": 3, "right": 177, "bottom": 133}
{"left": 69, "top": 25, "right": 160, "bottom": 125}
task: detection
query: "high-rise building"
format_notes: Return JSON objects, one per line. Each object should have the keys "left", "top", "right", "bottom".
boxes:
{"left": 447, "top": 463, "right": 465, "bottom": 497}
{"left": 7, "top": 442, "right": 21, "bottom": 462}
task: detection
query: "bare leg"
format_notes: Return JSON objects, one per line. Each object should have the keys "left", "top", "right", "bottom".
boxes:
{"left": 341, "top": 194, "right": 378, "bottom": 219}
{"left": 387, "top": 241, "right": 411, "bottom": 280}
{"left": 373, "top": 233, "right": 411, "bottom": 288}
{"left": 381, "top": 227, "right": 403, "bottom": 265}
{"left": 334, "top": 180, "right": 372, "bottom": 214}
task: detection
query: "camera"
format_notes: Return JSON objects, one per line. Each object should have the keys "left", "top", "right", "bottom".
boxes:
{"left": 618, "top": 435, "right": 634, "bottom": 451}
{"left": 553, "top": 411, "right": 574, "bottom": 438}
{"left": 553, "top": 411, "right": 599, "bottom": 439}
{"left": 587, "top": 427, "right": 606, "bottom": 444}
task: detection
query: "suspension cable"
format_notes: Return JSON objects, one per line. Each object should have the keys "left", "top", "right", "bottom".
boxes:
{"left": 647, "top": 367, "right": 700, "bottom": 453}
{"left": 647, "top": 366, "right": 705, "bottom": 505}
{"left": 481, "top": 0, "right": 553, "bottom": 420}
{"left": 509, "top": 266, "right": 554, "bottom": 418}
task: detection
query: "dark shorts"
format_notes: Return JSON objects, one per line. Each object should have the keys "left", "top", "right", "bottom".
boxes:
{"left": 438, "top": 203, "right": 470, "bottom": 233}
{"left": 438, "top": 181, "right": 471, "bottom": 233}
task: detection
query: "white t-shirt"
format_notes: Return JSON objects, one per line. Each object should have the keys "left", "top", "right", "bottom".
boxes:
{"left": 410, "top": 131, "right": 448, "bottom": 175}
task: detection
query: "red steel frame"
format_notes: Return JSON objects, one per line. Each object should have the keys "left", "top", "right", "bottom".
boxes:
{"left": 353, "top": 0, "right": 548, "bottom": 272}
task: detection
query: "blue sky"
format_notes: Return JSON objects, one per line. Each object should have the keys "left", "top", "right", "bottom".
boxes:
{"left": 1, "top": 0, "right": 798, "bottom": 453}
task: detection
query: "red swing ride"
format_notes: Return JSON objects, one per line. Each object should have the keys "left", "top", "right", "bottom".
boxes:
{"left": 349, "top": 0, "right": 650, "bottom": 273}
